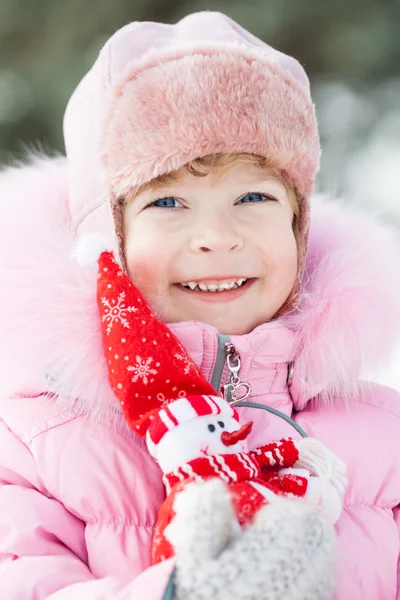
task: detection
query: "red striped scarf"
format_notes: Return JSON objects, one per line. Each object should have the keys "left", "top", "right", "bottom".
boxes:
{"left": 163, "top": 451, "right": 261, "bottom": 494}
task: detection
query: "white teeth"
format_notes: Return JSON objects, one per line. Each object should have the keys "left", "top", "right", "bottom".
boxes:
{"left": 180, "top": 278, "right": 248, "bottom": 292}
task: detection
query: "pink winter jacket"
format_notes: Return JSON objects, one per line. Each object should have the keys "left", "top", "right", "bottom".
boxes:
{"left": 1, "top": 158, "right": 400, "bottom": 599}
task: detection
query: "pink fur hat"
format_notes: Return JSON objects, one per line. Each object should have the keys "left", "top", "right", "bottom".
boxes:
{"left": 64, "top": 12, "right": 320, "bottom": 229}
{"left": 63, "top": 11, "right": 320, "bottom": 309}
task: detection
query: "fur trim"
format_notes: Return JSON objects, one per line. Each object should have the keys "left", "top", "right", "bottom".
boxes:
{"left": 282, "top": 194, "right": 400, "bottom": 408}
{"left": 0, "top": 158, "right": 400, "bottom": 424}
{"left": 0, "top": 156, "right": 118, "bottom": 425}
{"left": 102, "top": 46, "right": 319, "bottom": 201}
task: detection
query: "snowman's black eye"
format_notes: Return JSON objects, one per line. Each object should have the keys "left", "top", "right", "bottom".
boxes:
{"left": 208, "top": 424, "right": 216, "bottom": 432}
{"left": 218, "top": 421, "right": 225, "bottom": 428}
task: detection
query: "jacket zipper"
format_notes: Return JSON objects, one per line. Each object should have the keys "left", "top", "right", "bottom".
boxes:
{"left": 210, "top": 333, "right": 231, "bottom": 392}
{"left": 211, "top": 334, "right": 252, "bottom": 404}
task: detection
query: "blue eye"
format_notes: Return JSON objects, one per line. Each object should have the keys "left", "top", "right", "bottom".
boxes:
{"left": 150, "top": 197, "right": 180, "bottom": 208}
{"left": 239, "top": 193, "right": 267, "bottom": 203}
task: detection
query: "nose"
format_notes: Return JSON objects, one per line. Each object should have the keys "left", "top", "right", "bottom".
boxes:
{"left": 221, "top": 421, "right": 253, "bottom": 446}
{"left": 189, "top": 212, "right": 244, "bottom": 253}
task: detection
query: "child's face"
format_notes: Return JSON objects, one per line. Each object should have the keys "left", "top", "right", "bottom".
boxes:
{"left": 124, "top": 163, "right": 297, "bottom": 335}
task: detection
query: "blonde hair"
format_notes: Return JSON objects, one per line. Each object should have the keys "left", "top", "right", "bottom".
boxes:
{"left": 129, "top": 152, "right": 298, "bottom": 216}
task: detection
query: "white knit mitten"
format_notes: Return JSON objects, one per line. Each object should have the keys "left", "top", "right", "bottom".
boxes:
{"left": 295, "top": 438, "right": 348, "bottom": 523}
{"left": 166, "top": 479, "right": 336, "bottom": 600}
{"left": 295, "top": 438, "right": 348, "bottom": 496}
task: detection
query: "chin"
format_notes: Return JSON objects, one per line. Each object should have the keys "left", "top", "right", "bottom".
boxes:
{"left": 206, "top": 307, "right": 277, "bottom": 335}
{"left": 215, "top": 325, "right": 252, "bottom": 335}
{"left": 209, "top": 320, "right": 259, "bottom": 336}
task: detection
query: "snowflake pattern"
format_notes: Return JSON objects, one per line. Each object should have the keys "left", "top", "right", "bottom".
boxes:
{"left": 101, "top": 291, "right": 138, "bottom": 335}
{"left": 127, "top": 356, "right": 158, "bottom": 385}
{"left": 174, "top": 352, "right": 197, "bottom": 375}
{"left": 156, "top": 392, "right": 170, "bottom": 406}
{"left": 157, "top": 390, "right": 187, "bottom": 405}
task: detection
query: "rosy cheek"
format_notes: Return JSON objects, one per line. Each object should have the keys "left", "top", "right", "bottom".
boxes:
{"left": 126, "top": 255, "right": 159, "bottom": 285}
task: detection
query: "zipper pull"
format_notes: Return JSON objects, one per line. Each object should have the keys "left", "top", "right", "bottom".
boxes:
{"left": 221, "top": 343, "right": 252, "bottom": 404}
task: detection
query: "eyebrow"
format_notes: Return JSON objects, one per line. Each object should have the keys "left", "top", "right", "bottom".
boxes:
{"left": 239, "top": 169, "right": 285, "bottom": 182}
{"left": 150, "top": 173, "right": 284, "bottom": 190}
{"left": 221, "top": 176, "right": 288, "bottom": 191}
{"left": 135, "top": 170, "right": 288, "bottom": 202}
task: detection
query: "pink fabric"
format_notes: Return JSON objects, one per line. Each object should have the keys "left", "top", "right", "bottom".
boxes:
{"left": 1, "top": 159, "right": 400, "bottom": 598}
{"left": 63, "top": 11, "right": 319, "bottom": 239}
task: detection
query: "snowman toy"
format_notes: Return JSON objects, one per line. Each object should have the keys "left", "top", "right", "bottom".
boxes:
{"left": 143, "top": 393, "right": 346, "bottom": 564}
{"left": 95, "top": 250, "right": 348, "bottom": 566}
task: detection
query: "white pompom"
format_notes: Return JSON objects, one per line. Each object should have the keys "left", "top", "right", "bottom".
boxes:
{"left": 71, "top": 233, "right": 111, "bottom": 266}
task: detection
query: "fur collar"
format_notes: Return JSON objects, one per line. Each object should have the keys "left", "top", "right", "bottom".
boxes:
{"left": 1, "top": 156, "right": 399, "bottom": 424}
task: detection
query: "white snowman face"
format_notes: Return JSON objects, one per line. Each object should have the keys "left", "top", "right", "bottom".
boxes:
{"left": 148, "top": 413, "right": 249, "bottom": 474}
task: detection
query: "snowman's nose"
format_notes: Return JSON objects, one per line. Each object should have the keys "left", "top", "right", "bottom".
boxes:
{"left": 221, "top": 421, "right": 253, "bottom": 446}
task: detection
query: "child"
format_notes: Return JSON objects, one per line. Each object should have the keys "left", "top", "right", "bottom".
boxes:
{"left": 1, "top": 10, "right": 400, "bottom": 600}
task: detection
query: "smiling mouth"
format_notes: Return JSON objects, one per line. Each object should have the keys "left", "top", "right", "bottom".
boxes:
{"left": 174, "top": 278, "right": 256, "bottom": 293}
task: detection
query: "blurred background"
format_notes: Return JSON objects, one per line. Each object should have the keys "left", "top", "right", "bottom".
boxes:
{"left": 0, "top": 0, "right": 399, "bottom": 387}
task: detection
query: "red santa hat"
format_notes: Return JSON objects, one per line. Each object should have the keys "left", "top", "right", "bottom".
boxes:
{"left": 97, "top": 250, "right": 225, "bottom": 437}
